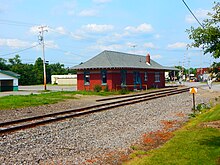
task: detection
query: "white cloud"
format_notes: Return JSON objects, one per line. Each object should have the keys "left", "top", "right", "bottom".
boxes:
{"left": 151, "top": 54, "right": 162, "bottom": 59}
{"left": 79, "top": 9, "right": 98, "bottom": 17}
{"left": 126, "top": 42, "right": 138, "bottom": 48}
{"left": 154, "top": 34, "right": 161, "bottom": 39}
{"left": 30, "top": 26, "right": 68, "bottom": 36}
{"left": 71, "top": 32, "right": 85, "bottom": 40}
{"left": 93, "top": 0, "right": 111, "bottom": 3}
{"left": 0, "top": 38, "right": 30, "bottom": 48}
{"left": 29, "top": 26, "right": 40, "bottom": 34}
{"left": 64, "top": 1, "right": 77, "bottom": 16}
{"left": 143, "top": 42, "right": 157, "bottom": 49}
{"left": 44, "top": 40, "right": 59, "bottom": 49}
{"left": 90, "top": 44, "right": 122, "bottom": 51}
{"left": 185, "top": 9, "right": 210, "bottom": 23}
{"left": 167, "top": 42, "right": 187, "bottom": 49}
{"left": 52, "top": 26, "right": 67, "bottom": 35}
{"left": 82, "top": 24, "right": 114, "bottom": 33}
{"left": 125, "top": 23, "right": 153, "bottom": 33}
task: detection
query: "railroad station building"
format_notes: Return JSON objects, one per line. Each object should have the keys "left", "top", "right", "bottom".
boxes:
{"left": 0, "top": 70, "right": 20, "bottom": 92}
{"left": 73, "top": 50, "right": 178, "bottom": 91}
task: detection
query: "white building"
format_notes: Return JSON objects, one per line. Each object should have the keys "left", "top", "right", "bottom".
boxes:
{"left": 51, "top": 75, "right": 77, "bottom": 85}
{"left": 0, "top": 70, "right": 20, "bottom": 92}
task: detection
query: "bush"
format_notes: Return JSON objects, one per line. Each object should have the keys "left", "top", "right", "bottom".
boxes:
{"left": 93, "top": 84, "right": 102, "bottom": 92}
{"left": 104, "top": 85, "right": 109, "bottom": 92}
{"left": 119, "top": 88, "right": 129, "bottom": 95}
{"left": 196, "top": 103, "right": 211, "bottom": 112}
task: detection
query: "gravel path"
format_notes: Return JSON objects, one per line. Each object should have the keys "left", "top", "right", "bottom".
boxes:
{"left": 0, "top": 90, "right": 218, "bottom": 164}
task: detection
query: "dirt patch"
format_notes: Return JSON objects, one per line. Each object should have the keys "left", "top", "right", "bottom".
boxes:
{"left": 200, "top": 120, "right": 220, "bottom": 130}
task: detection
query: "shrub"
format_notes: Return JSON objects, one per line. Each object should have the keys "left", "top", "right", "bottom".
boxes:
{"left": 118, "top": 88, "right": 129, "bottom": 95}
{"left": 93, "top": 84, "right": 102, "bottom": 92}
{"left": 196, "top": 103, "right": 211, "bottom": 112}
{"left": 104, "top": 85, "right": 109, "bottom": 92}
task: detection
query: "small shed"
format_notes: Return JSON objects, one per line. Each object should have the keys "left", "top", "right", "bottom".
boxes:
{"left": 73, "top": 50, "right": 179, "bottom": 91}
{"left": 0, "top": 70, "right": 20, "bottom": 92}
{"left": 51, "top": 75, "right": 77, "bottom": 85}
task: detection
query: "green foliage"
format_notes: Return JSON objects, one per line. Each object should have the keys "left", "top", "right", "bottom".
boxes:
{"left": 104, "top": 85, "right": 109, "bottom": 92}
{"left": 210, "top": 62, "right": 220, "bottom": 80}
{"left": 196, "top": 103, "right": 211, "bottom": 112}
{"left": 0, "top": 55, "right": 74, "bottom": 85}
{"left": 93, "top": 84, "right": 102, "bottom": 92}
{"left": 119, "top": 88, "right": 129, "bottom": 95}
{"left": 189, "top": 103, "right": 212, "bottom": 118}
{"left": 0, "top": 58, "right": 9, "bottom": 70}
{"left": 187, "top": 2, "right": 220, "bottom": 59}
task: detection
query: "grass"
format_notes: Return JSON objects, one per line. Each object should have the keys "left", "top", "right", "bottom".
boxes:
{"left": 0, "top": 90, "right": 129, "bottom": 110}
{"left": 125, "top": 104, "right": 220, "bottom": 165}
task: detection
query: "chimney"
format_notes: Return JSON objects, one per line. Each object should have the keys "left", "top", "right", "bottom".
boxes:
{"left": 146, "top": 53, "right": 150, "bottom": 65}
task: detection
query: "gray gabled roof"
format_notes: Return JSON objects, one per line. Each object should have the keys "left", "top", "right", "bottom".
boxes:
{"left": 73, "top": 50, "right": 179, "bottom": 71}
{"left": 0, "top": 70, "right": 20, "bottom": 78}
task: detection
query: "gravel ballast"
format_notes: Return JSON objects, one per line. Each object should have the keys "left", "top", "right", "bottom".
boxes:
{"left": 0, "top": 91, "right": 215, "bottom": 164}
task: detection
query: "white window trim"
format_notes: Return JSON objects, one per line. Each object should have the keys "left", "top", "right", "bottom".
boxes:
{"left": 155, "top": 72, "right": 160, "bottom": 82}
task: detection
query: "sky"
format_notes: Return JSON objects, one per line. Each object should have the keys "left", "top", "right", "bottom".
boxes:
{"left": 0, "top": 0, "right": 219, "bottom": 69}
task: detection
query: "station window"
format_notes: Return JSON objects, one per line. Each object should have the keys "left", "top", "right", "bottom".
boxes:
{"left": 155, "top": 72, "right": 160, "bottom": 82}
{"left": 144, "top": 72, "right": 148, "bottom": 81}
{"left": 121, "top": 70, "right": 127, "bottom": 86}
{"left": 101, "top": 70, "right": 107, "bottom": 84}
{"left": 134, "top": 71, "right": 140, "bottom": 84}
{"left": 84, "top": 71, "right": 90, "bottom": 85}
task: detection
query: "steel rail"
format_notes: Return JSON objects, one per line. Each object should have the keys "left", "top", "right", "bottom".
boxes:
{"left": 0, "top": 87, "right": 180, "bottom": 127}
{"left": 96, "top": 87, "right": 178, "bottom": 102}
{"left": 0, "top": 87, "right": 189, "bottom": 135}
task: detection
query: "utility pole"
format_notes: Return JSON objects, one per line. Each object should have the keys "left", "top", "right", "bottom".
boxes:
{"left": 188, "top": 57, "right": 191, "bottom": 81}
{"left": 38, "top": 25, "right": 48, "bottom": 90}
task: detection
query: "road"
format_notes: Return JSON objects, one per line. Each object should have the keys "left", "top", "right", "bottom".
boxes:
{"left": 0, "top": 85, "right": 77, "bottom": 97}
{"left": 183, "top": 82, "right": 220, "bottom": 92}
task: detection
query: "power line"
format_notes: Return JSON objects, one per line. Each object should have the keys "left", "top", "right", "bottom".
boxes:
{"left": 0, "top": 19, "right": 38, "bottom": 27}
{"left": 181, "top": 0, "right": 204, "bottom": 28}
{"left": 0, "top": 44, "right": 40, "bottom": 57}
{"left": 44, "top": 44, "right": 87, "bottom": 58}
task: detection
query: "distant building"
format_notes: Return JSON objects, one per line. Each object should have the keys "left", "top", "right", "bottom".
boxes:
{"left": 51, "top": 75, "right": 77, "bottom": 85}
{"left": 0, "top": 70, "right": 20, "bottom": 92}
{"left": 196, "top": 68, "right": 209, "bottom": 82}
{"left": 73, "top": 50, "right": 178, "bottom": 91}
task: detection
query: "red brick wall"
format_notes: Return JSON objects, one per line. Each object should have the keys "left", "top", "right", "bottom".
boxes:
{"left": 77, "top": 69, "right": 165, "bottom": 91}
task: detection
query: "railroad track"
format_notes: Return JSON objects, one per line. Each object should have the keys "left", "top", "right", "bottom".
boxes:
{"left": 0, "top": 87, "right": 189, "bottom": 135}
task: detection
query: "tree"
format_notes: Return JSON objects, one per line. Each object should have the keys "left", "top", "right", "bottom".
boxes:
{"left": 33, "top": 57, "right": 44, "bottom": 84}
{"left": 8, "top": 55, "right": 22, "bottom": 65}
{"left": 7, "top": 55, "right": 37, "bottom": 85}
{"left": 187, "top": 2, "right": 220, "bottom": 59}
{"left": 0, "top": 58, "right": 9, "bottom": 70}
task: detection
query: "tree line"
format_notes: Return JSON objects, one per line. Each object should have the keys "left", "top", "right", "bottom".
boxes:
{"left": 0, "top": 55, "right": 76, "bottom": 85}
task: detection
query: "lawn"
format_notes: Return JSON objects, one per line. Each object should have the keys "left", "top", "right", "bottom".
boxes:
{"left": 0, "top": 90, "right": 125, "bottom": 110}
{"left": 125, "top": 104, "right": 220, "bottom": 165}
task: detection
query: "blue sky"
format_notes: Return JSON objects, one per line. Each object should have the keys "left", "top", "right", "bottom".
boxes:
{"left": 0, "top": 0, "right": 219, "bottom": 68}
